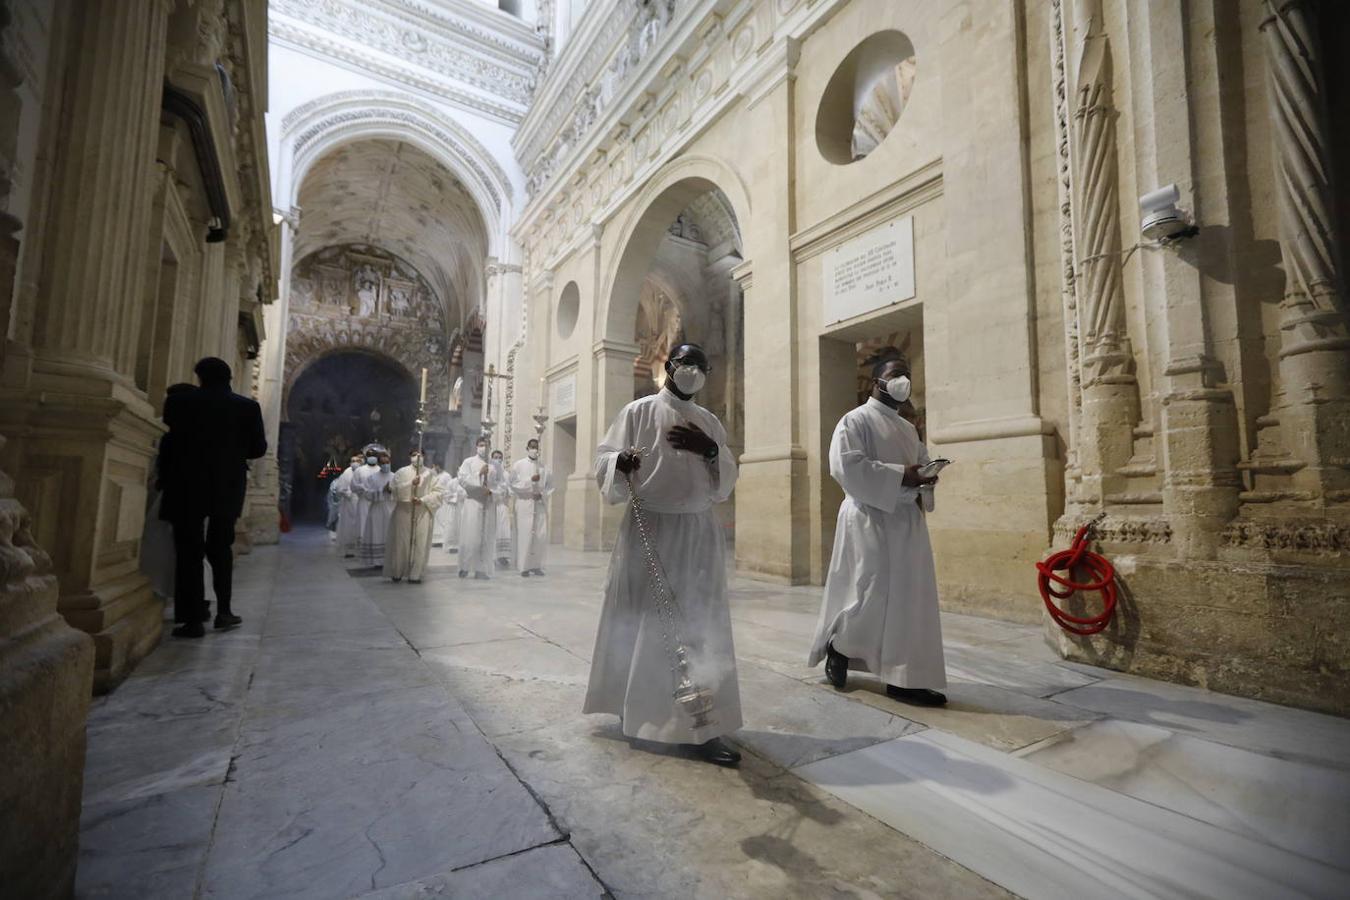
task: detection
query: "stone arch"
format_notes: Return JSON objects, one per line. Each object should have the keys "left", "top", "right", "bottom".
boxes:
{"left": 282, "top": 321, "right": 449, "bottom": 421}
{"left": 282, "top": 91, "right": 512, "bottom": 257}
{"left": 598, "top": 154, "right": 751, "bottom": 343}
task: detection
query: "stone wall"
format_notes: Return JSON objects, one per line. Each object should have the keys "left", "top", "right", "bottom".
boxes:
{"left": 510, "top": 0, "right": 1349, "bottom": 716}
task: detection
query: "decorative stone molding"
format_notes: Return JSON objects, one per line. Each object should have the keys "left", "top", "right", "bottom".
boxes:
{"left": 268, "top": 17, "right": 525, "bottom": 125}
{"left": 1221, "top": 519, "right": 1350, "bottom": 553}
{"left": 1053, "top": 514, "right": 1173, "bottom": 547}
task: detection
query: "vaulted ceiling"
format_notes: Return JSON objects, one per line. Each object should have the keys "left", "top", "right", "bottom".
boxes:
{"left": 294, "top": 138, "right": 488, "bottom": 330}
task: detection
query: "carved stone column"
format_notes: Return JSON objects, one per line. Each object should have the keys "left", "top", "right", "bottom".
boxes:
{"left": 2, "top": 0, "right": 173, "bottom": 691}
{"left": 1260, "top": 0, "right": 1350, "bottom": 507}
{"left": 1067, "top": 0, "right": 1140, "bottom": 506}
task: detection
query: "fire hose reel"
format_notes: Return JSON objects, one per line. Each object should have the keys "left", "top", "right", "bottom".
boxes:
{"left": 1037, "top": 512, "right": 1118, "bottom": 636}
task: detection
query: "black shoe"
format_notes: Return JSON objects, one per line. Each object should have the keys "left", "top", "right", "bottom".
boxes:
{"left": 213, "top": 614, "right": 242, "bottom": 630}
{"left": 531, "top": 569, "right": 546, "bottom": 576}
{"left": 695, "top": 738, "right": 741, "bottom": 767}
{"left": 824, "top": 642, "right": 848, "bottom": 690}
{"left": 458, "top": 570, "right": 468, "bottom": 579}
{"left": 521, "top": 571, "right": 531, "bottom": 577}
{"left": 474, "top": 572, "right": 491, "bottom": 580}
{"left": 172, "top": 622, "right": 205, "bottom": 638}
{"left": 409, "top": 578, "right": 422, "bottom": 584}
{"left": 886, "top": 686, "right": 947, "bottom": 707}
{"left": 392, "top": 576, "right": 402, "bottom": 583}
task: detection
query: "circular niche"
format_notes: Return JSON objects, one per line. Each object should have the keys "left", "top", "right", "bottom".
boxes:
{"left": 816, "top": 30, "right": 917, "bottom": 165}
{"left": 557, "top": 281, "right": 580, "bottom": 339}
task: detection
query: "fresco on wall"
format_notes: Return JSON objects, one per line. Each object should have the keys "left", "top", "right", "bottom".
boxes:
{"left": 284, "top": 243, "right": 452, "bottom": 415}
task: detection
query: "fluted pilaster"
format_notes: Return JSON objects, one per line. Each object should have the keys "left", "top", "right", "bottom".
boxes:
{"left": 32, "top": 0, "right": 170, "bottom": 378}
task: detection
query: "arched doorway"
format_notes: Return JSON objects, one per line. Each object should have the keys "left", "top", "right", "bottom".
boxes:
{"left": 602, "top": 174, "right": 746, "bottom": 544}
{"left": 282, "top": 351, "right": 417, "bottom": 523}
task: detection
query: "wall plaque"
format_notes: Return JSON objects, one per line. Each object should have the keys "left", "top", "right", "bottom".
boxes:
{"left": 552, "top": 373, "right": 577, "bottom": 418}
{"left": 822, "top": 216, "right": 915, "bottom": 325}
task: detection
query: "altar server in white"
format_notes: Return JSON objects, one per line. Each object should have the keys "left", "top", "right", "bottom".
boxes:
{"left": 429, "top": 463, "right": 455, "bottom": 546}
{"left": 808, "top": 351, "right": 947, "bottom": 706}
{"left": 330, "top": 454, "right": 365, "bottom": 557}
{"left": 352, "top": 448, "right": 380, "bottom": 549}
{"left": 510, "top": 438, "right": 554, "bottom": 576}
{"left": 456, "top": 437, "right": 504, "bottom": 579}
{"left": 438, "top": 469, "right": 465, "bottom": 552}
{"left": 354, "top": 448, "right": 396, "bottom": 568}
{"left": 583, "top": 343, "right": 742, "bottom": 767}
{"left": 491, "top": 449, "right": 513, "bottom": 568}
{"left": 384, "top": 450, "right": 446, "bottom": 583}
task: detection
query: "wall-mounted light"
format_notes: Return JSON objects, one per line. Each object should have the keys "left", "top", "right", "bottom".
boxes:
{"left": 1139, "top": 184, "right": 1198, "bottom": 243}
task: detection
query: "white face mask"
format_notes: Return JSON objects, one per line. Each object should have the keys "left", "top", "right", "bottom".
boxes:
{"left": 365, "top": 456, "right": 377, "bottom": 465}
{"left": 410, "top": 455, "right": 423, "bottom": 467}
{"left": 492, "top": 456, "right": 503, "bottom": 466}
{"left": 476, "top": 447, "right": 488, "bottom": 459}
{"left": 880, "top": 375, "right": 912, "bottom": 403}
{"left": 670, "top": 364, "right": 706, "bottom": 396}
{"left": 379, "top": 462, "right": 390, "bottom": 472}
{"left": 527, "top": 448, "right": 539, "bottom": 460}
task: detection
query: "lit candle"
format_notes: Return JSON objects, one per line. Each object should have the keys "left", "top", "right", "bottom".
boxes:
{"left": 540, "top": 376, "right": 547, "bottom": 405}
{"left": 419, "top": 367, "right": 428, "bottom": 404}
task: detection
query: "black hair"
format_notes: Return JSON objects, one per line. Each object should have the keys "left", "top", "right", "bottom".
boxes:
{"left": 867, "top": 347, "right": 909, "bottom": 380}
{"left": 194, "top": 356, "right": 232, "bottom": 384}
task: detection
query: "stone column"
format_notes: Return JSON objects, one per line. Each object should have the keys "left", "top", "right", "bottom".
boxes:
{"left": 0, "top": 9, "right": 95, "bottom": 891}
{"left": 3, "top": 0, "right": 173, "bottom": 691}
{"left": 1260, "top": 0, "right": 1350, "bottom": 506}
{"left": 570, "top": 338, "right": 638, "bottom": 551}
{"left": 735, "top": 40, "right": 810, "bottom": 583}
{"left": 1066, "top": 0, "right": 1140, "bottom": 506}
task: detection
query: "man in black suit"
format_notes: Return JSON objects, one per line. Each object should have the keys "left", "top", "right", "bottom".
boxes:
{"left": 160, "top": 357, "right": 267, "bottom": 638}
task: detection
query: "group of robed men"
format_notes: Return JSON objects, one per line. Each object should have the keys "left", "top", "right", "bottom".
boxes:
{"left": 582, "top": 343, "right": 946, "bottom": 768}
{"left": 327, "top": 438, "right": 555, "bottom": 583}
{"left": 322, "top": 340, "right": 944, "bottom": 770}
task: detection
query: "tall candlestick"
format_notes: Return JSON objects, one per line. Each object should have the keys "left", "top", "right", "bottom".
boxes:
{"left": 419, "top": 367, "right": 428, "bottom": 403}
{"left": 540, "top": 377, "right": 547, "bottom": 408}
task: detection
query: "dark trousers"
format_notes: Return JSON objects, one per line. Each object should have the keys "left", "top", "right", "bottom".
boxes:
{"left": 172, "top": 515, "right": 236, "bottom": 624}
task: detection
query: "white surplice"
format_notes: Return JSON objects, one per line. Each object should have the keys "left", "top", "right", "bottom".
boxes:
{"left": 351, "top": 463, "right": 379, "bottom": 548}
{"left": 493, "top": 472, "right": 513, "bottom": 562}
{"left": 353, "top": 465, "right": 396, "bottom": 567}
{"left": 456, "top": 454, "right": 504, "bottom": 575}
{"left": 330, "top": 464, "right": 364, "bottom": 557}
{"left": 807, "top": 397, "right": 946, "bottom": 689}
{"left": 509, "top": 457, "right": 553, "bottom": 572}
{"left": 383, "top": 463, "right": 447, "bottom": 581}
{"left": 583, "top": 388, "right": 742, "bottom": 745}
{"left": 430, "top": 471, "right": 459, "bottom": 546}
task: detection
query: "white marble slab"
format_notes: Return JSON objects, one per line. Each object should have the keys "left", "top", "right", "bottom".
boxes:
{"left": 1015, "top": 719, "right": 1350, "bottom": 871}
{"left": 797, "top": 730, "right": 1347, "bottom": 900}
{"left": 1052, "top": 673, "right": 1350, "bottom": 770}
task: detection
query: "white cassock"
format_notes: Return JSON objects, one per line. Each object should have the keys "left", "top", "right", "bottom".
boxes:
{"left": 331, "top": 464, "right": 363, "bottom": 556}
{"left": 438, "top": 476, "right": 465, "bottom": 551}
{"left": 354, "top": 466, "right": 396, "bottom": 567}
{"left": 808, "top": 397, "right": 946, "bottom": 689}
{"left": 583, "top": 389, "right": 741, "bottom": 745}
{"left": 509, "top": 457, "right": 554, "bottom": 572}
{"left": 430, "top": 471, "right": 457, "bottom": 546}
{"left": 493, "top": 463, "right": 513, "bottom": 562}
{"left": 384, "top": 464, "right": 447, "bottom": 581}
{"left": 352, "top": 463, "right": 379, "bottom": 545}
{"left": 456, "top": 454, "right": 504, "bottom": 575}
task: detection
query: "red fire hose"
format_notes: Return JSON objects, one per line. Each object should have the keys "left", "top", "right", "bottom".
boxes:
{"left": 1037, "top": 513, "right": 1117, "bottom": 635}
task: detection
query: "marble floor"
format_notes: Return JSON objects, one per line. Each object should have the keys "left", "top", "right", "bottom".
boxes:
{"left": 76, "top": 529, "right": 1350, "bottom": 899}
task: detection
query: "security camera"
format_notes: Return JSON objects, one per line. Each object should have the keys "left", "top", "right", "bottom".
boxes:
{"left": 1139, "top": 183, "right": 1196, "bottom": 242}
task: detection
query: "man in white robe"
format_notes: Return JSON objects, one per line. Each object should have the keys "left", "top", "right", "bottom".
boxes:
{"left": 510, "top": 438, "right": 553, "bottom": 576}
{"left": 456, "top": 437, "right": 503, "bottom": 579}
{"left": 354, "top": 448, "right": 396, "bottom": 568}
{"left": 351, "top": 449, "right": 380, "bottom": 553}
{"left": 384, "top": 450, "right": 446, "bottom": 582}
{"left": 491, "top": 449, "right": 513, "bottom": 568}
{"left": 438, "top": 471, "right": 465, "bottom": 552}
{"left": 583, "top": 343, "right": 742, "bottom": 767}
{"left": 428, "top": 463, "right": 452, "bottom": 546}
{"left": 808, "top": 352, "right": 947, "bottom": 706}
{"left": 330, "top": 454, "right": 365, "bottom": 557}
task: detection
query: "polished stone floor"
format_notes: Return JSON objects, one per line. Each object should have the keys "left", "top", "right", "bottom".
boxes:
{"left": 77, "top": 528, "right": 1350, "bottom": 899}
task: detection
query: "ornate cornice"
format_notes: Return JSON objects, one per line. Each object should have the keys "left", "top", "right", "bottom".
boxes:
{"left": 268, "top": 17, "right": 525, "bottom": 125}
{"left": 273, "top": 0, "right": 539, "bottom": 104}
